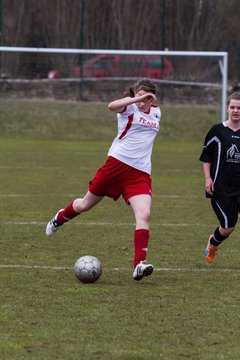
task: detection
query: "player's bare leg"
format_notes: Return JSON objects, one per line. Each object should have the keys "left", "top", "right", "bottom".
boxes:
{"left": 129, "top": 195, "right": 154, "bottom": 280}
{"left": 46, "top": 191, "right": 103, "bottom": 236}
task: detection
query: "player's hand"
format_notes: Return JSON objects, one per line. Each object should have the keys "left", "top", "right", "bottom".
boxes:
{"left": 205, "top": 177, "right": 214, "bottom": 195}
{"left": 142, "top": 93, "right": 156, "bottom": 102}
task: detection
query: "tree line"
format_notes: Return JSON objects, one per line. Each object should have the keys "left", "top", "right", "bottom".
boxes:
{"left": 1, "top": 0, "right": 240, "bottom": 81}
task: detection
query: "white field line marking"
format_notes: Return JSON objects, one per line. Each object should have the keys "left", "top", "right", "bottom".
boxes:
{"left": 0, "top": 264, "right": 238, "bottom": 273}
{"left": 0, "top": 194, "right": 29, "bottom": 197}
{"left": 1, "top": 221, "right": 211, "bottom": 227}
{"left": 0, "top": 194, "right": 201, "bottom": 199}
{"left": 0, "top": 166, "right": 200, "bottom": 173}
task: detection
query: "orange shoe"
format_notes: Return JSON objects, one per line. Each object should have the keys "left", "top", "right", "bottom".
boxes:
{"left": 205, "top": 235, "right": 218, "bottom": 263}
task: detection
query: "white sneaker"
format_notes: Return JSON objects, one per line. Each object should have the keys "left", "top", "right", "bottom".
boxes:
{"left": 133, "top": 261, "right": 154, "bottom": 281}
{"left": 46, "top": 209, "right": 64, "bottom": 236}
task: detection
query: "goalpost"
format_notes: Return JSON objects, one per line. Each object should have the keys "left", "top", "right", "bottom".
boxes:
{"left": 0, "top": 47, "right": 228, "bottom": 122}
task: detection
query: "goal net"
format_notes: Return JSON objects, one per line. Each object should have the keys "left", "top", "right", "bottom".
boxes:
{"left": 0, "top": 47, "right": 228, "bottom": 121}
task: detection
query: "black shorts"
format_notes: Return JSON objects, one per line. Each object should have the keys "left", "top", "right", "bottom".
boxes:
{"left": 211, "top": 195, "right": 240, "bottom": 228}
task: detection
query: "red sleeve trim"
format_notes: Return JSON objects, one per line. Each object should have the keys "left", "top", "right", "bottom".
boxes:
{"left": 118, "top": 106, "right": 127, "bottom": 113}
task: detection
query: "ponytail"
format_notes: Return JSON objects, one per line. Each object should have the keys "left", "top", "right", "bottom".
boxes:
{"left": 123, "top": 86, "right": 135, "bottom": 98}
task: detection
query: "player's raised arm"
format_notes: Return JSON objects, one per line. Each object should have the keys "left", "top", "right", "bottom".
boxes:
{"left": 107, "top": 96, "right": 133, "bottom": 113}
{"left": 108, "top": 93, "right": 156, "bottom": 113}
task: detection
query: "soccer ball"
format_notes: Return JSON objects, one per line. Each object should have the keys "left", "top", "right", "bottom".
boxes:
{"left": 74, "top": 255, "right": 102, "bottom": 283}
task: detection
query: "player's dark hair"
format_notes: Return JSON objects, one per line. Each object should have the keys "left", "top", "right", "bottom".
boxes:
{"left": 123, "top": 86, "right": 135, "bottom": 98}
{"left": 123, "top": 79, "right": 158, "bottom": 98}
{"left": 227, "top": 92, "right": 240, "bottom": 106}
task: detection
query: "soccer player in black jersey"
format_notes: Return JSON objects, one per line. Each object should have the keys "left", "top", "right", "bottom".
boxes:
{"left": 200, "top": 92, "right": 240, "bottom": 263}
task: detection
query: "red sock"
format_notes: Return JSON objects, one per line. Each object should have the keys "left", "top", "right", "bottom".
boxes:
{"left": 133, "top": 229, "right": 149, "bottom": 268}
{"left": 57, "top": 201, "right": 79, "bottom": 225}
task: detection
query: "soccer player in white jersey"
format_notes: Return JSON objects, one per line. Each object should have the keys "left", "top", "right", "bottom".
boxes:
{"left": 200, "top": 92, "right": 240, "bottom": 263}
{"left": 46, "top": 79, "right": 161, "bottom": 281}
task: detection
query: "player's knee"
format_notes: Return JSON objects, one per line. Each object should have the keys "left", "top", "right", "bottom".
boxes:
{"left": 137, "top": 208, "right": 151, "bottom": 224}
{"left": 220, "top": 226, "right": 235, "bottom": 236}
{"left": 73, "top": 198, "right": 90, "bottom": 213}
{"left": 145, "top": 210, "right": 151, "bottom": 223}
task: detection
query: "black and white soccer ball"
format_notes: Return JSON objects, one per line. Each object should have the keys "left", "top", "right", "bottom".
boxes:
{"left": 74, "top": 255, "right": 102, "bottom": 283}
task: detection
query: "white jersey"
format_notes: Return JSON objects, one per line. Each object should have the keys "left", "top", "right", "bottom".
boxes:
{"left": 108, "top": 103, "right": 161, "bottom": 174}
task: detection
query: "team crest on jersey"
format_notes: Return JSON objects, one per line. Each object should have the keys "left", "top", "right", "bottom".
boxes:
{"left": 226, "top": 144, "right": 240, "bottom": 163}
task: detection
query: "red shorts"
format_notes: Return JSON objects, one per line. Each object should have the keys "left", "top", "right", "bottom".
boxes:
{"left": 88, "top": 156, "right": 152, "bottom": 204}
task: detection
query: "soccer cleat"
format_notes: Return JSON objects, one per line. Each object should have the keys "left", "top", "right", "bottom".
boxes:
{"left": 205, "top": 235, "right": 218, "bottom": 263}
{"left": 46, "top": 209, "right": 64, "bottom": 236}
{"left": 133, "top": 261, "right": 154, "bottom": 281}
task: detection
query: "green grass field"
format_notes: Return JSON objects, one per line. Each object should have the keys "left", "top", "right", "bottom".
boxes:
{"left": 1, "top": 99, "right": 240, "bottom": 360}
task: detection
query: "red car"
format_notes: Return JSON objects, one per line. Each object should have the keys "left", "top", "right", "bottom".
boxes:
{"left": 48, "top": 54, "right": 171, "bottom": 79}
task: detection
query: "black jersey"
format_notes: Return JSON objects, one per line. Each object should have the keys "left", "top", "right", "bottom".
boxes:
{"left": 199, "top": 122, "right": 240, "bottom": 197}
